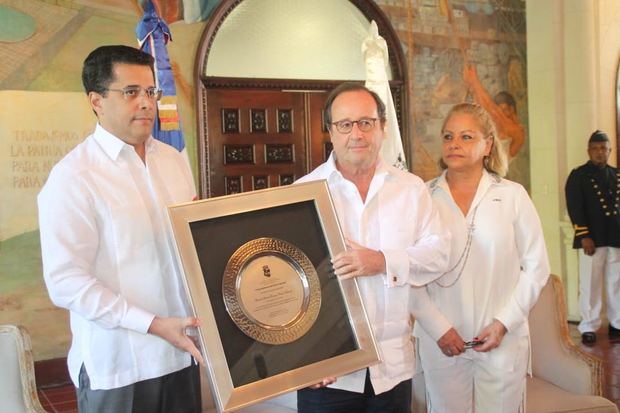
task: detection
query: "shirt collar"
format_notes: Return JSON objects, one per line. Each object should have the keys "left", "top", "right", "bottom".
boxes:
{"left": 431, "top": 170, "right": 449, "bottom": 194}
{"left": 432, "top": 168, "right": 500, "bottom": 196}
{"left": 324, "top": 152, "right": 390, "bottom": 183}
{"left": 475, "top": 169, "right": 500, "bottom": 198}
{"left": 586, "top": 160, "right": 608, "bottom": 170}
{"left": 93, "top": 123, "right": 156, "bottom": 161}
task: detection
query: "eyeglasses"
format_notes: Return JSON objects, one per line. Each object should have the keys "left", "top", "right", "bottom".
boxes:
{"left": 105, "top": 86, "right": 162, "bottom": 101}
{"left": 331, "top": 118, "right": 378, "bottom": 134}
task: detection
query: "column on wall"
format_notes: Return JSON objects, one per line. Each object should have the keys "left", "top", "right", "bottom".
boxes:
{"left": 527, "top": 0, "right": 601, "bottom": 320}
{"left": 527, "top": 0, "right": 566, "bottom": 306}
{"left": 597, "top": 0, "right": 620, "bottom": 160}
{"left": 563, "top": 0, "right": 600, "bottom": 319}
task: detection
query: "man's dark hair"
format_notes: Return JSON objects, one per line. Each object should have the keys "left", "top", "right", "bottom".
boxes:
{"left": 82, "top": 45, "right": 155, "bottom": 95}
{"left": 494, "top": 91, "right": 517, "bottom": 111}
{"left": 323, "top": 82, "right": 386, "bottom": 130}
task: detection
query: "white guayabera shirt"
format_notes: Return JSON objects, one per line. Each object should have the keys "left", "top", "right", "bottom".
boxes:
{"left": 38, "top": 124, "right": 196, "bottom": 390}
{"left": 296, "top": 154, "right": 450, "bottom": 394}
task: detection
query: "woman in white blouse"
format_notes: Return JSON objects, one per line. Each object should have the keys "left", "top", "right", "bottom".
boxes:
{"left": 412, "top": 103, "right": 550, "bottom": 412}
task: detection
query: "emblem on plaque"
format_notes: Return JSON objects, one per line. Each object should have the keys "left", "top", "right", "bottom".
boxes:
{"left": 222, "top": 237, "right": 321, "bottom": 345}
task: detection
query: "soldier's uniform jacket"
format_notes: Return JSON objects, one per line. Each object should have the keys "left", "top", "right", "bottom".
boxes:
{"left": 565, "top": 161, "right": 620, "bottom": 249}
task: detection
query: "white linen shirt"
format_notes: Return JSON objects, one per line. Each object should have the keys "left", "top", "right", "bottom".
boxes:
{"left": 38, "top": 124, "right": 196, "bottom": 390}
{"left": 296, "top": 154, "right": 449, "bottom": 394}
{"left": 412, "top": 170, "right": 550, "bottom": 373}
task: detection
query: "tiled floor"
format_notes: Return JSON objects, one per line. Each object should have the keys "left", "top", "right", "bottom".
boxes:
{"left": 38, "top": 384, "right": 77, "bottom": 413}
{"left": 37, "top": 323, "right": 620, "bottom": 412}
{"left": 568, "top": 323, "right": 620, "bottom": 409}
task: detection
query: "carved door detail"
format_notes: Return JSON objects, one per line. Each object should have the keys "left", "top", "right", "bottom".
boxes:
{"left": 206, "top": 89, "right": 330, "bottom": 196}
{"left": 307, "top": 92, "right": 331, "bottom": 171}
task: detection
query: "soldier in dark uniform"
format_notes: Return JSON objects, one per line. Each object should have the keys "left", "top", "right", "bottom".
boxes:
{"left": 565, "top": 130, "right": 620, "bottom": 344}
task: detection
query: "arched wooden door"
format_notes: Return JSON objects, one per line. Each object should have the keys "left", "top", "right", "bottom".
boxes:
{"left": 194, "top": 0, "right": 408, "bottom": 197}
{"left": 203, "top": 88, "right": 330, "bottom": 195}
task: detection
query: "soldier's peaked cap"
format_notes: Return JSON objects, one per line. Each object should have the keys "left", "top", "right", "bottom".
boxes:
{"left": 589, "top": 130, "right": 609, "bottom": 143}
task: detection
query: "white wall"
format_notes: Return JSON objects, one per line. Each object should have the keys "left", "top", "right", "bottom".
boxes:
{"left": 527, "top": 0, "right": 620, "bottom": 319}
{"left": 598, "top": 0, "right": 620, "bottom": 156}
{"left": 206, "top": 0, "right": 392, "bottom": 81}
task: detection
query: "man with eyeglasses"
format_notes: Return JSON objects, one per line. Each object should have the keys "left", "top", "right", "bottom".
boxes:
{"left": 38, "top": 45, "right": 202, "bottom": 412}
{"left": 296, "top": 82, "right": 449, "bottom": 412}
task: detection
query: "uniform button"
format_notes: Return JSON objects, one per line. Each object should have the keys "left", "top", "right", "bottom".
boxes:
{"left": 606, "top": 212, "right": 611, "bottom": 216}
{"left": 600, "top": 198, "right": 605, "bottom": 202}
{"left": 603, "top": 205, "right": 608, "bottom": 209}
{"left": 393, "top": 276, "right": 397, "bottom": 283}
{"left": 597, "top": 191, "right": 602, "bottom": 195}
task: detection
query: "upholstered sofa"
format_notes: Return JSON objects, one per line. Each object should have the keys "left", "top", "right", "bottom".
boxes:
{"left": 201, "top": 275, "right": 618, "bottom": 413}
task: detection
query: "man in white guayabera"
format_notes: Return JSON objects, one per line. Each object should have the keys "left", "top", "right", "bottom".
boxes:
{"left": 295, "top": 82, "right": 450, "bottom": 413}
{"left": 38, "top": 45, "right": 203, "bottom": 413}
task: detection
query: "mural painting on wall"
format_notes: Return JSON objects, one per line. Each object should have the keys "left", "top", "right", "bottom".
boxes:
{"left": 377, "top": 0, "right": 529, "bottom": 188}
{"left": 0, "top": 0, "right": 207, "bottom": 360}
{"left": 1, "top": 0, "right": 526, "bottom": 362}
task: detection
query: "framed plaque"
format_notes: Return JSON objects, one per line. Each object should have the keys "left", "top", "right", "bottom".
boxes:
{"left": 168, "top": 180, "right": 379, "bottom": 412}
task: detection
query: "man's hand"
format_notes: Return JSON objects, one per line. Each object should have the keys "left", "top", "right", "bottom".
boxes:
{"left": 581, "top": 238, "right": 596, "bottom": 256}
{"left": 331, "top": 239, "right": 386, "bottom": 280}
{"left": 473, "top": 319, "right": 507, "bottom": 353}
{"left": 308, "top": 377, "right": 337, "bottom": 389}
{"left": 148, "top": 316, "right": 205, "bottom": 365}
{"left": 437, "top": 327, "right": 465, "bottom": 357}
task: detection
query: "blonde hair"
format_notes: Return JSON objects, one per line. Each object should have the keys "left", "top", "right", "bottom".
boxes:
{"left": 439, "top": 102, "right": 508, "bottom": 177}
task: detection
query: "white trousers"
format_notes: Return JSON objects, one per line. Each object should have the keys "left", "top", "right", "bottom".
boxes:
{"left": 578, "top": 247, "right": 620, "bottom": 333}
{"left": 423, "top": 343, "right": 528, "bottom": 413}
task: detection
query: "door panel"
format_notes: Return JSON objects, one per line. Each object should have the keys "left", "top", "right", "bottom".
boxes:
{"left": 206, "top": 89, "right": 307, "bottom": 196}
{"left": 206, "top": 89, "right": 329, "bottom": 197}
{"left": 307, "top": 92, "right": 332, "bottom": 171}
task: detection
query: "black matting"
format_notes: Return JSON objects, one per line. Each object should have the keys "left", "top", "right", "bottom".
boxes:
{"left": 190, "top": 200, "right": 357, "bottom": 387}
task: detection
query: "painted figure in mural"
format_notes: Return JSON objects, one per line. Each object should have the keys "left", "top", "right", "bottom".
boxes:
{"left": 38, "top": 45, "right": 202, "bottom": 412}
{"left": 411, "top": 103, "right": 550, "bottom": 412}
{"left": 565, "top": 130, "right": 620, "bottom": 345}
{"left": 462, "top": 63, "right": 526, "bottom": 159}
{"left": 295, "top": 82, "right": 450, "bottom": 412}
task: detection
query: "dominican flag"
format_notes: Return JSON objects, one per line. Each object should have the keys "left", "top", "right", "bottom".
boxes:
{"left": 138, "top": 0, "right": 219, "bottom": 24}
{"left": 136, "top": 1, "right": 186, "bottom": 154}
